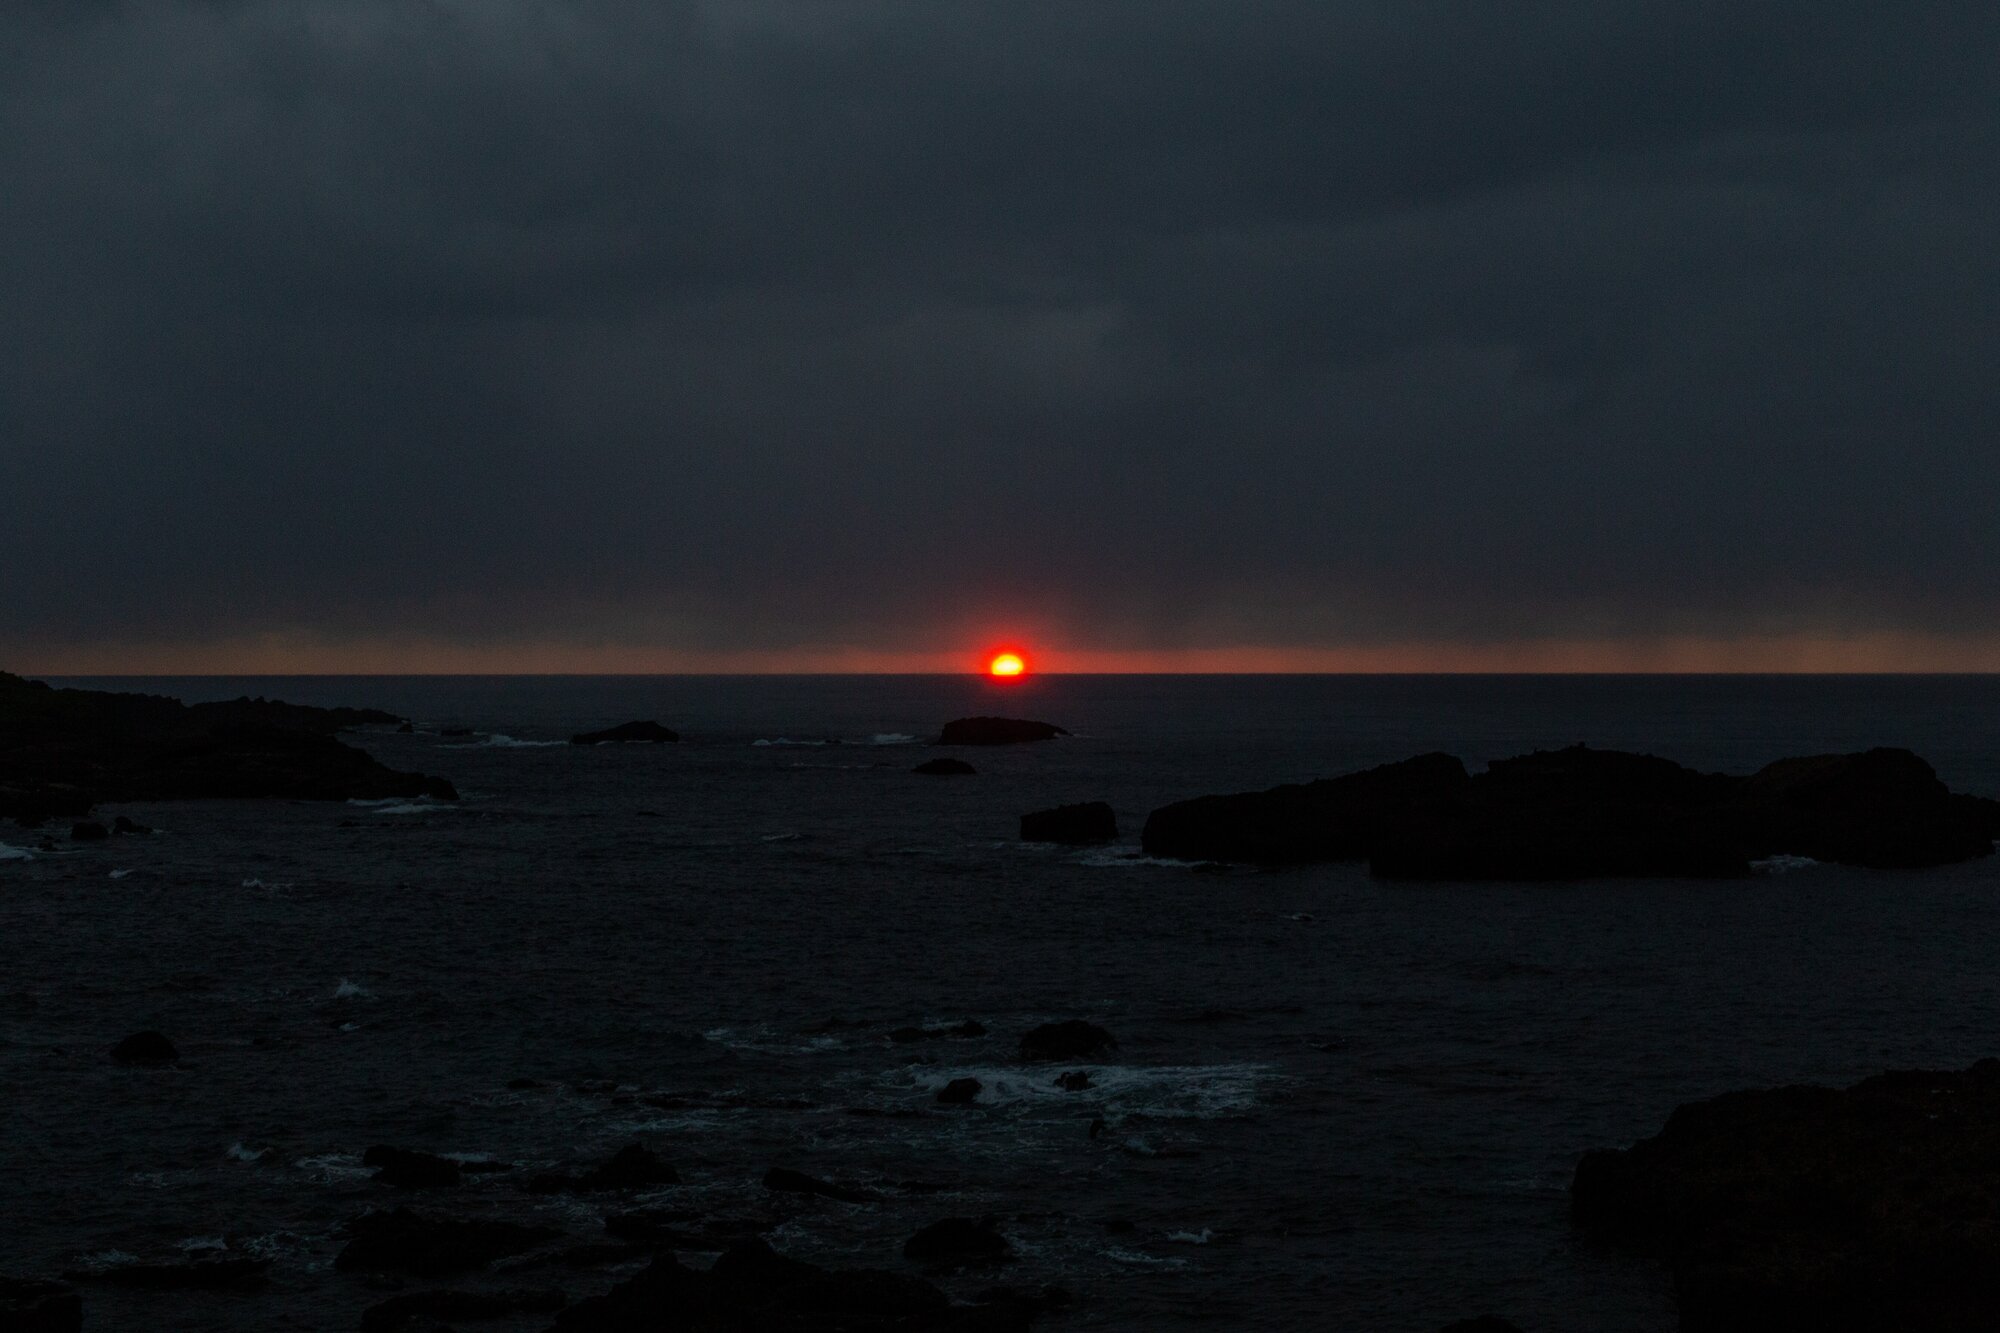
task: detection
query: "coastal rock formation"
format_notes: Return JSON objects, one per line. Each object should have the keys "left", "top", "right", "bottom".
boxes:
{"left": 570, "top": 720, "right": 679, "bottom": 745}
{"left": 1142, "top": 744, "right": 2000, "bottom": 879}
{"left": 937, "top": 1078, "right": 983, "bottom": 1105}
{"left": 1019, "top": 801, "right": 1117, "bottom": 844}
{"left": 914, "top": 757, "right": 977, "bottom": 776}
{"left": 365, "top": 1145, "right": 464, "bottom": 1189}
{"left": 936, "top": 717, "right": 1069, "bottom": 746}
{"left": 335, "top": 1208, "right": 562, "bottom": 1275}
{"left": 1019, "top": 1021, "right": 1116, "bottom": 1061}
{"left": 0, "top": 1277, "right": 81, "bottom": 1332}
{"left": 904, "top": 1218, "right": 1011, "bottom": 1264}
{"left": 0, "top": 672, "right": 454, "bottom": 823}
{"left": 1572, "top": 1059, "right": 2000, "bottom": 1331}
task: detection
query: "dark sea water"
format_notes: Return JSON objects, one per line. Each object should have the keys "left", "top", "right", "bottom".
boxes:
{"left": 8, "top": 674, "right": 2000, "bottom": 1332}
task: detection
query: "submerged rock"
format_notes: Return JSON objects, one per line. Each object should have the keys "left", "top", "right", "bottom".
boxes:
{"left": 1019, "top": 1021, "right": 1116, "bottom": 1062}
{"left": 903, "top": 1218, "right": 1011, "bottom": 1265}
{"left": 1572, "top": 1058, "right": 2000, "bottom": 1330}
{"left": 936, "top": 1078, "right": 983, "bottom": 1105}
{"left": 936, "top": 717, "right": 1068, "bottom": 746}
{"left": 0, "top": 1277, "right": 81, "bottom": 1332}
{"left": 570, "top": 721, "right": 679, "bottom": 746}
{"left": 1019, "top": 801, "right": 1117, "bottom": 844}
{"left": 110, "top": 1031, "right": 178, "bottom": 1066}
{"left": 336, "top": 1208, "right": 562, "bottom": 1276}
{"left": 913, "top": 757, "right": 977, "bottom": 776}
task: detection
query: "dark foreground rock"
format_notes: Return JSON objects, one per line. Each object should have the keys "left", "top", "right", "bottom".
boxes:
{"left": 764, "top": 1168, "right": 874, "bottom": 1204}
{"left": 525, "top": 1144, "right": 678, "bottom": 1194}
{"left": 552, "top": 1239, "right": 1043, "bottom": 1331}
{"left": 67, "top": 1257, "right": 268, "bottom": 1289}
{"left": 904, "top": 1218, "right": 1011, "bottom": 1265}
{"left": 0, "top": 1277, "right": 81, "bottom": 1332}
{"left": 570, "top": 720, "right": 679, "bottom": 745}
{"left": 336, "top": 1208, "right": 563, "bottom": 1275}
{"left": 1019, "top": 801, "right": 1116, "bottom": 844}
{"left": 365, "top": 1145, "right": 464, "bottom": 1189}
{"left": 1143, "top": 744, "right": 2000, "bottom": 879}
{"left": 1572, "top": 1058, "right": 2000, "bottom": 1331}
{"left": 0, "top": 671, "right": 454, "bottom": 822}
{"left": 360, "top": 1287, "right": 566, "bottom": 1332}
{"left": 914, "top": 757, "right": 977, "bottom": 776}
{"left": 110, "top": 1031, "right": 178, "bottom": 1066}
{"left": 936, "top": 717, "right": 1068, "bottom": 746}
{"left": 937, "top": 1078, "right": 982, "bottom": 1105}
{"left": 1019, "top": 1021, "right": 1116, "bottom": 1062}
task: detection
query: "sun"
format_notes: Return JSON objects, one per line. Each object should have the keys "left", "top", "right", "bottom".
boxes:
{"left": 988, "top": 652, "right": 1026, "bottom": 678}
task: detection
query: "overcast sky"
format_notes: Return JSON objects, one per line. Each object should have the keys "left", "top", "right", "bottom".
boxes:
{"left": 6, "top": 2, "right": 1998, "bottom": 671}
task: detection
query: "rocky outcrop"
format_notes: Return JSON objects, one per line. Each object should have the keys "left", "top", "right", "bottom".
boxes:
{"left": 904, "top": 1218, "right": 1011, "bottom": 1264}
{"left": 1019, "top": 801, "right": 1117, "bottom": 844}
{"left": 914, "top": 757, "right": 977, "bottom": 776}
{"left": 0, "top": 1277, "right": 81, "bottom": 1332}
{"left": 335, "top": 1208, "right": 562, "bottom": 1275}
{"left": 0, "top": 672, "right": 454, "bottom": 822}
{"left": 937, "top": 1078, "right": 983, "bottom": 1105}
{"left": 936, "top": 717, "right": 1068, "bottom": 746}
{"left": 570, "top": 721, "right": 679, "bottom": 745}
{"left": 1572, "top": 1059, "right": 2000, "bottom": 1331}
{"left": 1143, "top": 744, "right": 2000, "bottom": 879}
{"left": 1019, "top": 1021, "right": 1116, "bottom": 1061}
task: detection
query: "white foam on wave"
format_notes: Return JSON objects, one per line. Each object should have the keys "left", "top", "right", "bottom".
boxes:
{"left": 900, "top": 1062, "right": 1271, "bottom": 1118}
{"left": 333, "top": 978, "right": 373, "bottom": 1000}
{"left": 760, "top": 831, "right": 806, "bottom": 843}
{"left": 476, "top": 733, "right": 565, "bottom": 748}
{"left": 241, "top": 878, "right": 295, "bottom": 891}
{"left": 109, "top": 869, "right": 133, "bottom": 879}
{"left": 0, "top": 843, "right": 33, "bottom": 861}
{"left": 1101, "top": 1247, "right": 1191, "bottom": 1270}
{"left": 1752, "top": 854, "right": 1822, "bottom": 874}
{"left": 753, "top": 737, "right": 828, "bottom": 747}
{"left": 1073, "top": 846, "right": 1204, "bottom": 869}
{"left": 227, "top": 1142, "right": 270, "bottom": 1163}
{"left": 868, "top": 733, "right": 918, "bottom": 745}
{"left": 1167, "top": 1228, "right": 1215, "bottom": 1245}
{"left": 367, "top": 800, "right": 456, "bottom": 815}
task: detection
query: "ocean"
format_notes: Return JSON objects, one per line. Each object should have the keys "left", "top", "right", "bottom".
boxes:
{"left": 7, "top": 674, "right": 2000, "bottom": 1331}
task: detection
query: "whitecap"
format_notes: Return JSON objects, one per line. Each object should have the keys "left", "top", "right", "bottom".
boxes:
{"left": 1752, "top": 854, "right": 1821, "bottom": 874}
{"left": 0, "top": 843, "right": 33, "bottom": 861}
{"left": 753, "top": 737, "right": 828, "bottom": 747}
{"left": 227, "top": 1142, "right": 271, "bottom": 1163}
{"left": 867, "top": 733, "right": 918, "bottom": 745}
{"left": 1101, "top": 1247, "right": 1190, "bottom": 1270}
{"left": 1167, "top": 1228, "right": 1214, "bottom": 1245}
{"left": 900, "top": 1062, "right": 1271, "bottom": 1118}
{"left": 1073, "top": 847, "right": 1204, "bottom": 869}
{"left": 333, "top": 979, "right": 373, "bottom": 1000}
{"left": 367, "top": 800, "right": 454, "bottom": 815}
{"left": 109, "top": 869, "right": 133, "bottom": 879}
{"left": 760, "top": 832, "right": 806, "bottom": 843}
{"left": 476, "top": 734, "right": 565, "bottom": 748}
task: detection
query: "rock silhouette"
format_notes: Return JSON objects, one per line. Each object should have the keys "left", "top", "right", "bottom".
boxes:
{"left": 364, "top": 1145, "right": 463, "bottom": 1189}
{"left": 335, "top": 1207, "right": 561, "bottom": 1275}
{"left": 570, "top": 720, "right": 679, "bottom": 745}
{"left": 1572, "top": 1058, "right": 2000, "bottom": 1330}
{"left": 903, "top": 1217, "right": 1012, "bottom": 1264}
{"left": 525, "top": 1143, "right": 679, "bottom": 1194}
{"left": 1143, "top": 744, "right": 2000, "bottom": 878}
{"left": 936, "top": 1078, "right": 982, "bottom": 1105}
{"left": 0, "top": 1277, "right": 81, "bottom": 1332}
{"left": 1019, "top": 801, "right": 1117, "bottom": 844}
{"left": 936, "top": 717, "right": 1069, "bottom": 745}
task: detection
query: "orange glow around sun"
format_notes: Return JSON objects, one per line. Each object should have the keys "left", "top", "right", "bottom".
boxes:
{"left": 988, "top": 652, "right": 1026, "bottom": 678}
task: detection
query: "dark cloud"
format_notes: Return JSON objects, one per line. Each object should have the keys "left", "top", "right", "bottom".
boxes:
{"left": 4, "top": 1, "right": 1998, "bottom": 661}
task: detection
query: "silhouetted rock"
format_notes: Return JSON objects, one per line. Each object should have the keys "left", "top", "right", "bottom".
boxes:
{"left": 111, "top": 815, "right": 150, "bottom": 835}
{"left": 1145, "top": 743, "right": 2000, "bottom": 879}
{"left": 0, "top": 1277, "right": 81, "bottom": 1332}
{"left": 937, "top": 717, "right": 1068, "bottom": 746}
{"left": 525, "top": 1143, "right": 678, "bottom": 1194}
{"left": 110, "top": 1031, "right": 177, "bottom": 1066}
{"left": 764, "top": 1167, "right": 874, "bottom": 1203}
{"left": 903, "top": 1218, "right": 1011, "bottom": 1264}
{"left": 603, "top": 1209, "right": 770, "bottom": 1252}
{"left": 570, "top": 721, "right": 679, "bottom": 745}
{"left": 1055, "top": 1071, "right": 1092, "bottom": 1091}
{"left": 1019, "top": 1020, "right": 1116, "bottom": 1061}
{"left": 365, "top": 1145, "right": 463, "bottom": 1189}
{"left": 889, "top": 1020, "right": 986, "bottom": 1043}
{"left": 914, "top": 757, "right": 977, "bottom": 776}
{"left": 69, "top": 821, "right": 108, "bottom": 841}
{"left": 67, "top": 1257, "right": 268, "bottom": 1289}
{"left": 336, "top": 1208, "right": 562, "bottom": 1275}
{"left": 1572, "top": 1058, "right": 2000, "bottom": 1331}
{"left": 396, "top": 721, "right": 415, "bottom": 733}
{"left": 1020, "top": 801, "right": 1116, "bottom": 844}
{"left": 359, "top": 1287, "right": 565, "bottom": 1332}
{"left": 937, "top": 1078, "right": 982, "bottom": 1105}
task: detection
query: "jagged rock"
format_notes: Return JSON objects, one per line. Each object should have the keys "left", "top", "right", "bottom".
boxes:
{"left": 336, "top": 1208, "right": 562, "bottom": 1275}
{"left": 936, "top": 1078, "right": 982, "bottom": 1106}
{"left": 1142, "top": 752, "right": 1469, "bottom": 864}
{"left": 903, "top": 1218, "right": 1011, "bottom": 1265}
{"left": 359, "top": 1287, "right": 565, "bottom": 1332}
{"left": 365, "top": 1145, "right": 463, "bottom": 1189}
{"left": 1572, "top": 1058, "right": 2000, "bottom": 1331}
{"left": 570, "top": 721, "right": 679, "bottom": 746}
{"left": 936, "top": 717, "right": 1068, "bottom": 746}
{"left": 1019, "top": 1021, "right": 1116, "bottom": 1062}
{"left": 764, "top": 1167, "right": 874, "bottom": 1203}
{"left": 1019, "top": 801, "right": 1116, "bottom": 844}
{"left": 0, "top": 1277, "right": 81, "bottom": 1332}
{"left": 914, "top": 757, "right": 977, "bottom": 776}
{"left": 525, "top": 1144, "right": 678, "bottom": 1194}
{"left": 110, "top": 1031, "right": 177, "bottom": 1066}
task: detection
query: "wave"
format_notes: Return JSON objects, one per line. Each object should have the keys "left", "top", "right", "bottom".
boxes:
{"left": 333, "top": 979, "right": 374, "bottom": 1000}
{"left": 1752, "top": 854, "right": 1821, "bottom": 874}
{"left": 475, "top": 733, "right": 566, "bottom": 748}
{"left": 753, "top": 737, "right": 829, "bottom": 747}
{"left": 868, "top": 733, "right": 918, "bottom": 745}
{"left": 0, "top": 843, "right": 34, "bottom": 861}
{"left": 897, "top": 1062, "right": 1272, "bottom": 1119}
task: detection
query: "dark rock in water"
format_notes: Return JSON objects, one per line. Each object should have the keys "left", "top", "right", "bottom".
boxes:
{"left": 440, "top": 728, "right": 475, "bottom": 738}
{"left": 570, "top": 721, "right": 679, "bottom": 746}
{"left": 0, "top": 1277, "right": 81, "bottom": 1332}
{"left": 69, "top": 821, "right": 108, "bottom": 841}
{"left": 1055, "top": 1071, "right": 1092, "bottom": 1092}
{"left": 903, "top": 1217, "right": 1012, "bottom": 1264}
{"left": 914, "top": 757, "right": 977, "bottom": 776}
{"left": 1147, "top": 742, "right": 2000, "bottom": 879}
{"left": 936, "top": 717, "right": 1069, "bottom": 746}
{"left": 1440, "top": 1320, "right": 1524, "bottom": 1333}
{"left": 552, "top": 1240, "right": 970, "bottom": 1332}
{"left": 526, "top": 1143, "right": 678, "bottom": 1194}
{"left": 0, "top": 672, "right": 452, "bottom": 818}
{"left": 110, "top": 815, "right": 151, "bottom": 835}
{"left": 110, "top": 1031, "right": 177, "bottom": 1066}
{"left": 1572, "top": 1057, "right": 2000, "bottom": 1331}
{"left": 602, "top": 1209, "right": 770, "bottom": 1252}
{"left": 889, "top": 1020, "right": 986, "bottom": 1043}
{"left": 763, "top": 1167, "right": 875, "bottom": 1204}
{"left": 359, "top": 1287, "right": 566, "bottom": 1332}
{"left": 365, "top": 1145, "right": 463, "bottom": 1189}
{"left": 1019, "top": 801, "right": 1116, "bottom": 844}
{"left": 396, "top": 721, "right": 415, "bottom": 733}
{"left": 68, "top": 1257, "right": 268, "bottom": 1289}
{"left": 1019, "top": 1020, "right": 1116, "bottom": 1061}
{"left": 937, "top": 1078, "right": 982, "bottom": 1105}
{"left": 336, "top": 1207, "right": 562, "bottom": 1275}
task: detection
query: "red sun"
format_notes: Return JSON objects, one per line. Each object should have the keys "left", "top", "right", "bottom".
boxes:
{"left": 987, "top": 652, "right": 1027, "bottom": 678}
